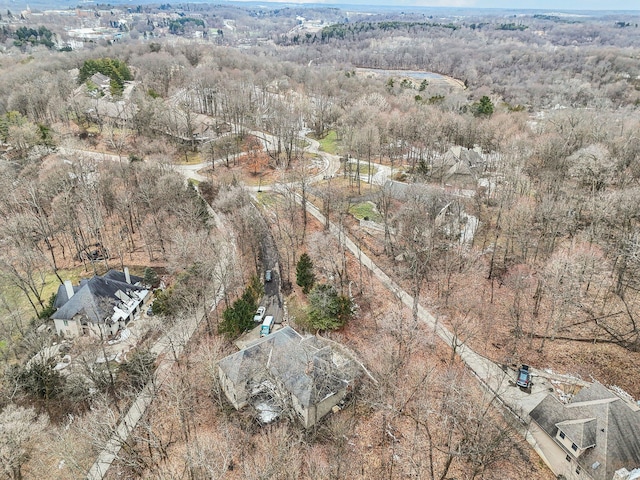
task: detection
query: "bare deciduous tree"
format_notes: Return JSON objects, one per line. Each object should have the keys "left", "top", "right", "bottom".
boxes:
{"left": 0, "top": 404, "right": 49, "bottom": 480}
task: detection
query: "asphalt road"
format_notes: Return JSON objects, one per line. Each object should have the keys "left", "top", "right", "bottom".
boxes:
{"left": 246, "top": 199, "right": 282, "bottom": 325}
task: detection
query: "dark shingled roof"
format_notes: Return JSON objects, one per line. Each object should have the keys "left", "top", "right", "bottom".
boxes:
{"left": 54, "top": 284, "right": 81, "bottom": 309}
{"left": 54, "top": 269, "right": 144, "bottom": 311}
{"left": 102, "top": 270, "right": 143, "bottom": 285}
{"left": 556, "top": 418, "right": 597, "bottom": 449}
{"left": 218, "top": 326, "right": 302, "bottom": 386}
{"left": 530, "top": 382, "right": 640, "bottom": 480}
{"left": 53, "top": 274, "right": 146, "bottom": 324}
{"left": 218, "top": 326, "right": 353, "bottom": 410}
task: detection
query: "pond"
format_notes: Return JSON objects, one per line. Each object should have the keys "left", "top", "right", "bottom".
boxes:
{"left": 356, "top": 67, "right": 464, "bottom": 88}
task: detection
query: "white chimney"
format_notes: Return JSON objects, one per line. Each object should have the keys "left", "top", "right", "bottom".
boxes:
{"left": 124, "top": 267, "right": 131, "bottom": 284}
{"left": 64, "top": 280, "right": 74, "bottom": 299}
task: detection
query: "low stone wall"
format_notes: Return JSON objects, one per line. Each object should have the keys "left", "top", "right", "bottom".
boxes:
{"left": 359, "top": 219, "right": 385, "bottom": 232}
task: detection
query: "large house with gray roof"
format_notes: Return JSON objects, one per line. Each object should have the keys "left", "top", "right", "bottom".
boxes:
{"left": 432, "top": 145, "right": 485, "bottom": 186}
{"left": 218, "top": 326, "right": 357, "bottom": 428}
{"left": 52, "top": 268, "right": 150, "bottom": 338}
{"left": 529, "top": 382, "right": 640, "bottom": 480}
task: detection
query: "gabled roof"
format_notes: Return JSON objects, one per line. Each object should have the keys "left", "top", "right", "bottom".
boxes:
{"left": 442, "top": 146, "right": 485, "bottom": 180}
{"left": 443, "top": 146, "right": 484, "bottom": 167}
{"left": 556, "top": 418, "right": 597, "bottom": 449}
{"left": 53, "top": 275, "right": 146, "bottom": 324}
{"left": 219, "top": 326, "right": 302, "bottom": 385}
{"left": 90, "top": 72, "right": 111, "bottom": 87}
{"left": 218, "top": 326, "right": 353, "bottom": 408}
{"left": 54, "top": 284, "right": 81, "bottom": 309}
{"left": 55, "top": 270, "right": 143, "bottom": 310}
{"left": 269, "top": 343, "right": 347, "bottom": 408}
{"left": 530, "top": 382, "right": 640, "bottom": 480}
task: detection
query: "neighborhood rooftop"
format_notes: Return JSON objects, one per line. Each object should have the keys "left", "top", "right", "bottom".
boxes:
{"left": 530, "top": 382, "right": 640, "bottom": 480}
{"left": 218, "top": 326, "right": 357, "bottom": 427}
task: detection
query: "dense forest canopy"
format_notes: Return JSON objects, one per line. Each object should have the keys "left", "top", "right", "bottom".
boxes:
{"left": 0, "top": 3, "right": 640, "bottom": 479}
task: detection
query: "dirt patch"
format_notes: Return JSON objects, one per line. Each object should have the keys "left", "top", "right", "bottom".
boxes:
{"left": 201, "top": 152, "right": 323, "bottom": 188}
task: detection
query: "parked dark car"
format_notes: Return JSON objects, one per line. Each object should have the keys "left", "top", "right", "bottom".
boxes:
{"left": 516, "top": 364, "right": 532, "bottom": 389}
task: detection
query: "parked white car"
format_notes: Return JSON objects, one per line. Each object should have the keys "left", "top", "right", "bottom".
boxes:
{"left": 253, "top": 306, "right": 266, "bottom": 322}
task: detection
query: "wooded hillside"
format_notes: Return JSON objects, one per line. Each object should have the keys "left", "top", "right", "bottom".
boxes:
{"left": 0, "top": 4, "right": 639, "bottom": 479}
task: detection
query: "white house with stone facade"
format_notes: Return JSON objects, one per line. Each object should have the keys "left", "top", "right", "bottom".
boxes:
{"left": 52, "top": 268, "right": 150, "bottom": 338}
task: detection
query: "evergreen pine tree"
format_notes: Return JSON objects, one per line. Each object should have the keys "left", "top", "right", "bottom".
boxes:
{"left": 296, "top": 253, "right": 316, "bottom": 294}
{"left": 143, "top": 267, "right": 160, "bottom": 288}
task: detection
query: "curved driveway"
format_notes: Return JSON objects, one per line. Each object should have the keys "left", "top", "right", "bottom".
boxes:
{"left": 81, "top": 125, "right": 577, "bottom": 479}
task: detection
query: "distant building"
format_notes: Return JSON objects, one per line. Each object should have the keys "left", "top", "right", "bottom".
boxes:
{"left": 218, "top": 326, "right": 357, "bottom": 428}
{"left": 66, "top": 27, "right": 121, "bottom": 44}
{"left": 90, "top": 72, "right": 111, "bottom": 92}
{"left": 52, "top": 268, "right": 150, "bottom": 338}
{"left": 437, "top": 146, "right": 486, "bottom": 186}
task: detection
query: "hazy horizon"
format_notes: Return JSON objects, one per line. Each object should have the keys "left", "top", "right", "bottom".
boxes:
{"left": 2, "top": 0, "right": 639, "bottom": 12}
{"left": 223, "top": 0, "right": 639, "bottom": 11}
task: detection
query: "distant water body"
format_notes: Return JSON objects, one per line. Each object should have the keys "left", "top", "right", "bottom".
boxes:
{"left": 357, "top": 68, "right": 447, "bottom": 81}
{"left": 355, "top": 67, "right": 465, "bottom": 88}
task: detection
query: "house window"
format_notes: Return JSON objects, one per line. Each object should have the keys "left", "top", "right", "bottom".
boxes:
{"left": 565, "top": 454, "right": 571, "bottom": 462}
{"left": 559, "top": 431, "right": 565, "bottom": 439}
{"left": 572, "top": 443, "right": 578, "bottom": 452}
{"left": 576, "top": 466, "right": 581, "bottom": 474}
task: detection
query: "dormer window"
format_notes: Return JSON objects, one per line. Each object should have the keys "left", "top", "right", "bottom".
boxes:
{"left": 572, "top": 443, "right": 578, "bottom": 451}
{"left": 559, "top": 431, "right": 565, "bottom": 439}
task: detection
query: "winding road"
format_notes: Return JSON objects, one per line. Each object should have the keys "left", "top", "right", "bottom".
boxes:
{"left": 266, "top": 131, "right": 584, "bottom": 475}
{"left": 78, "top": 122, "right": 577, "bottom": 478}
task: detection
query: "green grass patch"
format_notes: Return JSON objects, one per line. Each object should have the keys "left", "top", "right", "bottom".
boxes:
{"left": 286, "top": 294, "right": 310, "bottom": 331}
{"left": 356, "top": 163, "right": 377, "bottom": 176}
{"left": 42, "top": 266, "right": 90, "bottom": 298}
{"left": 176, "top": 151, "right": 203, "bottom": 165}
{"left": 255, "top": 191, "right": 279, "bottom": 208}
{"left": 318, "top": 130, "right": 338, "bottom": 155}
{"left": 1, "top": 265, "right": 98, "bottom": 321}
{"left": 350, "top": 201, "right": 382, "bottom": 222}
